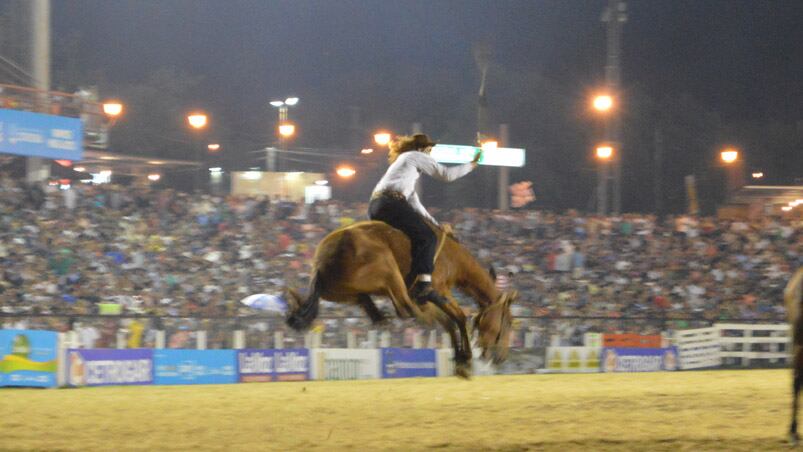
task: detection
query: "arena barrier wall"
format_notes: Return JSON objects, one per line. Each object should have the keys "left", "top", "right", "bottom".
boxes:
{"left": 153, "top": 349, "right": 238, "bottom": 385}
{"left": 0, "top": 329, "right": 58, "bottom": 387}
{"left": 381, "top": 348, "right": 437, "bottom": 378}
{"left": 601, "top": 347, "right": 679, "bottom": 372}
{"left": 545, "top": 347, "right": 601, "bottom": 373}
{"left": 310, "top": 348, "right": 381, "bottom": 381}
{"left": 237, "top": 349, "right": 309, "bottom": 382}
{"left": 67, "top": 349, "right": 153, "bottom": 387}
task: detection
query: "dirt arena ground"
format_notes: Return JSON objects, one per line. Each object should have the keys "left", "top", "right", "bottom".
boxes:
{"left": 0, "top": 369, "right": 794, "bottom": 451}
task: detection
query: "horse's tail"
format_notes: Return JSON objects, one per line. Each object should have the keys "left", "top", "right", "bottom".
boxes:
{"left": 286, "top": 272, "right": 322, "bottom": 331}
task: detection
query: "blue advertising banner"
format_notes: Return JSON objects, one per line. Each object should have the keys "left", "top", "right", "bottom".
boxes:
{"left": 154, "top": 350, "right": 237, "bottom": 385}
{"left": 0, "top": 109, "right": 83, "bottom": 160}
{"left": 601, "top": 347, "right": 679, "bottom": 373}
{"left": 237, "top": 349, "right": 309, "bottom": 382}
{"left": 67, "top": 349, "right": 153, "bottom": 387}
{"left": 0, "top": 329, "right": 58, "bottom": 387}
{"left": 381, "top": 348, "right": 437, "bottom": 378}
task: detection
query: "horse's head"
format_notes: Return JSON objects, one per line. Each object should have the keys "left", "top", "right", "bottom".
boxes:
{"left": 474, "top": 290, "right": 517, "bottom": 365}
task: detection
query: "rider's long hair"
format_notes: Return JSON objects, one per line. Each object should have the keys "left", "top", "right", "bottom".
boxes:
{"left": 388, "top": 134, "right": 435, "bottom": 164}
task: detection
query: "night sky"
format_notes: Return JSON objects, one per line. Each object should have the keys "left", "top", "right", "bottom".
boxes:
{"left": 44, "top": 0, "right": 803, "bottom": 211}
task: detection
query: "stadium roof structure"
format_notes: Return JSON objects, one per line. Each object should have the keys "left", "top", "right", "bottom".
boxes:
{"left": 729, "top": 185, "right": 803, "bottom": 206}
{"left": 74, "top": 150, "right": 200, "bottom": 176}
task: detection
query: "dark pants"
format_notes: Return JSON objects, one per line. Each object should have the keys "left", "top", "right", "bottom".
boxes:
{"left": 368, "top": 192, "right": 437, "bottom": 278}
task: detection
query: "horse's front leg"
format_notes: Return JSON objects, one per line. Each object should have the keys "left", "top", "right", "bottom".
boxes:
{"left": 423, "top": 303, "right": 469, "bottom": 379}
{"left": 442, "top": 294, "right": 472, "bottom": 374}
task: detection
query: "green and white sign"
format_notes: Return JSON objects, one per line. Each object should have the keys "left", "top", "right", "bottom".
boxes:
{"left": 430, "top": 144, "right": 525, "bottom": 168}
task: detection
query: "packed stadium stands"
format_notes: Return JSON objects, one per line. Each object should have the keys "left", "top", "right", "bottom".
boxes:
{"left": 0, "top": 178, "right": 799, "bottom": 351}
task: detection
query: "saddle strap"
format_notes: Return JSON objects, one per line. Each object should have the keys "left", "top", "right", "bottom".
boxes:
{"left": 433, "top": 227, "right": 448, "bottom": 265}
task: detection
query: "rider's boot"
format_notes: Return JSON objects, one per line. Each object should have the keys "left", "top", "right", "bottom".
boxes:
{"left": 409, "top": 279, "right": 448, "bottom": 306}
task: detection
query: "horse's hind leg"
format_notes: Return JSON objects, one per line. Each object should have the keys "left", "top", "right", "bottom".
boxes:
{"left": 358, "top": 294, "right": 388, "bottom": 325}
{"left": 381, "top": 265, "right": 425, "bottom": 322}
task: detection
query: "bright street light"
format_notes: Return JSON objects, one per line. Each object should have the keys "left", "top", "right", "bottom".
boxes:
{"left": 271, "top": 97, "right": 299, "bottom": 108}
{"left": 278, "top": 122, "right": 296, "bottom": 137}
{"left": 147, "top": 174, "right": 161, "bottom": 182}
{"left": 336, "top": 166, "right": 356, "bottom": 178}
{"left": 720, "top": 149, "right": 739, "bottom": 164}
{"left": 374, "top": 132, "right": 392, "bottom": 146}
{"left": 592, "top": 94, "right": 614, "bottom": 112}
{"left": 361, "top": 148, "right": 374, "bottom": 155}
{"left": 596, "top": 145, "right": 614, "bottom": 160}
{"left": 187, "top": 113, "right": 208, "bottom": 130}
{"left": 102, "top": 101, "right": 123, "bottom": 118}
{"left": 481, "top": 140, "right": 498, "bottom": 152}
{"left": 207, "top": 143, "right": 221, "bottom": 152}
{"left": 752, "top": 172, "right": 764, "bottom": 179}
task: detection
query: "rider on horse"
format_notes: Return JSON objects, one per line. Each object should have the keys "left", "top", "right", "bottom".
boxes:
{"left": 368, "top": 133, "right": 481, "bottom": 307}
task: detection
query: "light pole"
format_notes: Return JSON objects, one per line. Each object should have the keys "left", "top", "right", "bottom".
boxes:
{"left": 592, "top": 94, "right": 616, "bottom": 215}
{"left": 187, "top": 112, "right": 208, "bottom": 192}
{"left": 720, "top": 147, "right": 743, "bottom": 200}
{"left": 601, "top": 0, "right": 626, "bottom": 214}
{"left": 270, "top": 97, "right": 299, "bottom": 172}
{"left": 595, "top": 143, "right": 615, "bottom": 215}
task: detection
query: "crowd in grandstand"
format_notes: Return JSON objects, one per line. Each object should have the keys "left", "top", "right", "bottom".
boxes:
{"left": 0, "top": 176, "right": 800, "bottom": 349}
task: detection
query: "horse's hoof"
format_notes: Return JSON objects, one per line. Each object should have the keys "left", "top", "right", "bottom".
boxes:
{"left": 790, "top": 432, "right": 800, "bottom": 447}
{"left": 455, "top": 362, "right": 472, "bottom": 380}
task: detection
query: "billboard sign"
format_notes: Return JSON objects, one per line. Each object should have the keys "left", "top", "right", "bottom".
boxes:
{"left": 67, "top": 349, "right": 153, "bottom": 387}
{"left": 0, "top": 109, "right": 83, "bottom": 160}
{"left": 237, "top": 349, "right": 309, "bottom": 382}
{"left": 431, "top": 144, "right": 525, "bottom": 168}
{"left": 0, "top": 329, "right": 58, "bottom": 387}
{"left": 154, "top": 350, "right": 237, "bottom": 385}
{"left": 601, "top": 347, "right": 679, "bottom": 373}
{"left": 381, "top": 348, "right": 437, "bottom": 378}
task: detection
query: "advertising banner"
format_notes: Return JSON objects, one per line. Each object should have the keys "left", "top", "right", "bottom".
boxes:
{"left": 67, "top": 349, "right": 153, "bottom": 387}
{"left": 0, "top": 329, "right": 58, "bottom": 387}
{"left": 381, "top": 348, "right": 437, "bottom": 378}
{"left": 601, "top": 347, "right": 679, "bottom": 373}
{"left": 545, "top": 347, "right": 601, "bottom": 373}
{"left": 154, "top": 350, "right": 237, "bottom": 385}
{"left": 237, "top": 349, "right": 309, "bottom": 382}
{"left": 0, "top": 109, "right": 83, "bottom": 160}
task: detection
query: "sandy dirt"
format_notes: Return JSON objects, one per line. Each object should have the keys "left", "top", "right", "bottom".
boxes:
{"left": 0, "top": 370, "right": 794, "bottom": 451}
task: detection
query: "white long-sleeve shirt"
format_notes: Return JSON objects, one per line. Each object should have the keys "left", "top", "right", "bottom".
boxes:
{"left": 371, "top": 151, "right": 475, "bottom": 225}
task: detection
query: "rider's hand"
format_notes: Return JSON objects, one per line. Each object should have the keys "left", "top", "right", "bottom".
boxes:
{"left": 472, "top": 150, "right": 483, "bottom": 165}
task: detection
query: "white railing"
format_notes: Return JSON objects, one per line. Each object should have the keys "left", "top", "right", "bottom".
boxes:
{"left": 674, "top": 326, "right": 720, "bottom": 369}
{"left": 716, "top": 323, "right": 789, "bottom": 366}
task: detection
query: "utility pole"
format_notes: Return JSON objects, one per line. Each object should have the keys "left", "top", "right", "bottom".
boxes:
{"left": 603, "top": 0, "right": 626, "bottom": 214}
{"left": 26, "top": 0, "right": 51, "bottom": 184}
{"left": 653, "top": 127, "right": 664, "bottom": 215}
{"left": 498, "top": 124, "right": 510, "bottom": 211}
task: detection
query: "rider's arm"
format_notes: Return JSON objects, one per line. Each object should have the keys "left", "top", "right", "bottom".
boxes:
{"left": 408, "top": 191, "right": 439, "bottom": 226}
{"left": 409, "top": 152, "right": 476, "bottom": 182}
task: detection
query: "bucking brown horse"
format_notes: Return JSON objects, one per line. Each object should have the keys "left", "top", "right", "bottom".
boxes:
{"left": 285, "top": 220, "right": 517, "bottom": 378}
{"left": 786, "top": 266, "right": 803, "bottom": 444}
